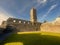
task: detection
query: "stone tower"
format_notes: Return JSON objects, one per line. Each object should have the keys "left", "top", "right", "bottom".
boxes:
{"left": 30, "top": 8, "right": 37, "bottom": 24}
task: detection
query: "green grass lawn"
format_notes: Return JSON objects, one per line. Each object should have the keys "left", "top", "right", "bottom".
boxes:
{"left": 1, "top": 31, "right": 60, "bottom": 45}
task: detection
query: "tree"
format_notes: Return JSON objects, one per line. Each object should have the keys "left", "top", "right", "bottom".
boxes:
{"left": 44, "top": 20, "right": 47, "bottom": 23}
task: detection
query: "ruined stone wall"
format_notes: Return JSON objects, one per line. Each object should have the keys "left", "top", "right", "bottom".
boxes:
{"left": 6, "top": 18, "right": 41, "bottom": 32}
{"left": 0, "top": 21, "right": 7, "bottom": 28}
{"left": 41, "top": 23, "right": 60, "bottom": 33}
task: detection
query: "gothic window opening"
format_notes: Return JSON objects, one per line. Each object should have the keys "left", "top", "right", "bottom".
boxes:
{"left": 19, "top": 21, "right": 21, "bottom": 23}
{"left": 13, "top": 20, "right": 16, "bottom": 22}
{"left": 24, "top": 22, "right": 25, "bottom": 24}
{"left": 28, "top": 22, "right": 30, "bottom": 24}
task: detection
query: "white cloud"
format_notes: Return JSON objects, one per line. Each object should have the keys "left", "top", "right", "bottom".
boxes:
{"left": 18, "top": 0, "right": 47, "bottom": 15}
{"left": 17, "top": 1, "right": 36, "bottom": 15}
{"left": 37, "top": 0, "right": 47, "bottom": 3}
{"left": 0, "top": 8, "right": 14, "bottom": 25}
{"left": 40, "top": 4, "right": 57, "bottom": 20}
{"left": 0, "top": 13, "right": 8, "bottom": 25}
{"left": 49, "top": 4, "right": 57, "bottom": 12}
{"left": 35, "top": 0, "right": 47, "bottom": 8}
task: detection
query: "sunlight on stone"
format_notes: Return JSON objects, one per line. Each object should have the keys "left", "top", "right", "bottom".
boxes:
{"left": 4, "top": 42, "right": 23, "bottom": 45}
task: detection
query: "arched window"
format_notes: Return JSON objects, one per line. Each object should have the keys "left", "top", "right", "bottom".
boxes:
{"left": 28, "top": 22, "right": 30, "bottom": 24}
{"left": 24, "top": 22, "right": 25, "bottom": 24}
{"left": 13, "top": 20, "right": 16, "bottom": 22}
{"left": 19, "top": 21, "right": 21, "bottom": 23}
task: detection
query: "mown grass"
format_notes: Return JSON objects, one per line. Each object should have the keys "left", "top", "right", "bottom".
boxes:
{"left": 1, "top": 31, "right": 60, "bottom": 45}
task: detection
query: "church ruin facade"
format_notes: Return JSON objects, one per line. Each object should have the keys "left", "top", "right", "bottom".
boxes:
{"left": 1, "top": 8, "right": 41, "bottom": 32}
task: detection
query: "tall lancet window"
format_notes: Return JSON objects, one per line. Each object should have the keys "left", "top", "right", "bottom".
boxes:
{"left": 19, "top": 21, "right": 21, "bottom": 23}
{"left": 13, "top": 20, "right": 16, "bottom": 22}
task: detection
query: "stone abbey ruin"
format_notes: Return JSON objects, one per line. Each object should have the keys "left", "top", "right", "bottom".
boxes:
{"left": 0, "top": 8, "right": 41, "bottom": 32}
{"left": 0, "top": 8, "right": 60, "bottom": 33}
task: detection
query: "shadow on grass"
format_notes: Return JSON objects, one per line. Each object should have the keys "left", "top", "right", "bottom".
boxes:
{"left": 1, "top": 33, "right": 60, "bottom": 45}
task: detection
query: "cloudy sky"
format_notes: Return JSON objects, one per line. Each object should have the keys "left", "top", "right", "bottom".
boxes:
{"left": 0, "top": 0, "right": 60, "bottom": 24}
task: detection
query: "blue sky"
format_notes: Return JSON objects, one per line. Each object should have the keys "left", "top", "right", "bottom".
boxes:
{"left": 0, "top": 0, "right": 60, "bottom": 24}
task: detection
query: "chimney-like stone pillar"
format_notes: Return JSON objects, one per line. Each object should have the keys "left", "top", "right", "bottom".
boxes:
{"left": 30, "top": 8, "right": 37, "bottom": 25}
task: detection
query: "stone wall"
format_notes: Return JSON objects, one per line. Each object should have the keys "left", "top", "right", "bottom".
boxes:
{"left": 41, "top": 23, "right": 60, "bottom": 33}
{"left": 5, "top": 18, "right": 41, "bottom": 32}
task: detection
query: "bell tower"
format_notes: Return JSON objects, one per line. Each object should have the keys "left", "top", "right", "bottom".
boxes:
{"left": 30, "top": 8, "right": 37, "bottom": 24}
